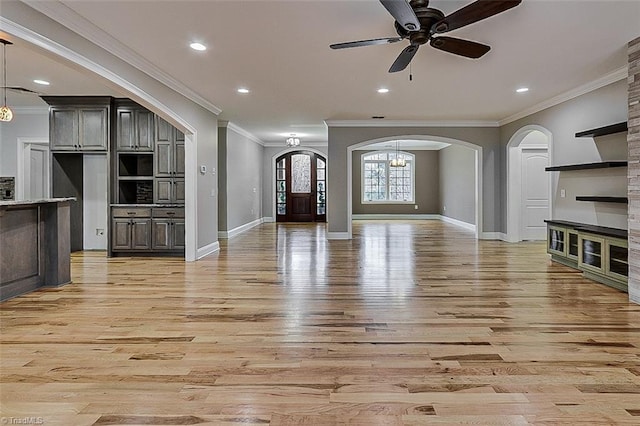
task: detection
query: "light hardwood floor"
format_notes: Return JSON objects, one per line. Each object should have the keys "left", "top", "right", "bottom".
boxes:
{"left": 1, "top": 220, "right": 639, "bottom": 425}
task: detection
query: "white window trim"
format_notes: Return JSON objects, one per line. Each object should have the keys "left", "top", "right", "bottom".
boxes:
{"left": 361, "top": 150, "right": 415, "bottom": 204}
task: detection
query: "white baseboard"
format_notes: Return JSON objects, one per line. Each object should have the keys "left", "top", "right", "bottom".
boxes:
{"left": 439, "top": 215, "right": 477, "bottom": 232}
{"left": 262, "top": 217, "right": 275, "bottom": 223}
{"left": 480, "top": 232, "right": 507, "bottom": 241}
{"left": 196, "top": 241, "right": 220, "bottom": 259}
{"left": 352, "top": 214, "right": 440, "bottom": 220}
{"left": 326, "top": 232, "right": 350, "bottom": 240}
{"left": 219, "top": 217, "right": 264, "bottom": 239}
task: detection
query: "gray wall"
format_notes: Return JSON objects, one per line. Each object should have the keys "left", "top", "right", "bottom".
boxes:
{"left": 327, "top": 127, "right": 500, "bottom": 235}
{"left": 218, "top": 126, "right": 263, "bottom": 232}
{"left": 3, "top": 1, "right": 219, "bottom": 257}
{"left": 500, "top": 80, "right": 628, "bottom": 231}
{"left": 262, "top": 145, "right": 328, "bottom": 220}
{"left": 352, "top": 149, "right": 440, "bottom": 215}
{"left": 0, "top": 110, "right": 49, "bottom": 177}
{"left": 439, "top": 144, "right": 476, "bottom": 225}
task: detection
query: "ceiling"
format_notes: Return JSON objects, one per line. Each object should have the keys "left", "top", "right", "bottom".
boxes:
{"left": 2, "top": 0, "right": 639, "bottom": 144}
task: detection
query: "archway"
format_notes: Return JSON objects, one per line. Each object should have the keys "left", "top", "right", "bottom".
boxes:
{"left": 347, "top": 135, "right": 483, "bottom": 239}
{"left": 506, "top": 125, "right": 553, "bottom": 242}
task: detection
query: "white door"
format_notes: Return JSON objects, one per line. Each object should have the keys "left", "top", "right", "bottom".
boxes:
{"left": 521, "top": 148, "right": 549, "bottom": 240}
{"left": 19, "top": 141, "right": 50, "bottom": 200}
{"left": 29, "top": 148, "right": 48, "bottom": 199}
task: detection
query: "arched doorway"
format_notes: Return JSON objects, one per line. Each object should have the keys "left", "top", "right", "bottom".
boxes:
{"left": 506, "top": 125, "right": 553, "bottom": 242}
{"left": 275, "top": 151, "right": 326, "bottom": 222}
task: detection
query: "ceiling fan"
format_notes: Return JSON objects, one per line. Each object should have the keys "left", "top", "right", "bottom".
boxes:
{"left": 330, "top": 0, "right": 522, "bottom": 73}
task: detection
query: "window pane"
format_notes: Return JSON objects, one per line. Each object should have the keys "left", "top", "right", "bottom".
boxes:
{"left": 317, "top": 169, "right": 325, "bottom": 180}
{"left": 278, "top": 192, "right": 286, "bottom": 203}
{"left": 277, "top": 204, "right": 286, "bottom": 215}
{"left": 317, "top": 158, "right": 325, "bottom": 169}
{"left": 277, "top": 158, "right": 286, "bottom": 168}
{"left": 277, "top": 181, "right": 285, "bottom": 191}
{"left": 277, "top": 169, "right": 285, "bottom": 180}
{"left": 291, "top": 154, "right": 311, "bottom": 193}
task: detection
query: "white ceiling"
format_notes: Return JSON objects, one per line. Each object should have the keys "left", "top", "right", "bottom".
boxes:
{"left": 2, "top": 0, "right": 639, "bottom": 144}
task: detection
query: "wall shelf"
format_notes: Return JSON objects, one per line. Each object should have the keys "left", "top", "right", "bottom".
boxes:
{"left": 575, "top": 122, "right": 627, "bottom": 138}
{"left": 545, "top": 161, "right": 627, "bottom": 172}
{"left": 575, "top": 196, "right": 628, "bottom": 204}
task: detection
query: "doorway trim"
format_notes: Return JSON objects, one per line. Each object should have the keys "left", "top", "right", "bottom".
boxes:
{"left": 346, "top": 135, "right": 483, "bottom": 240}
{"left": 506, "top": 125, "right": 553, "bottom": 243}
{"left": 270, "top": 147, "right": 327, "bottom": 222}
{"left": 16, "top": 138, "right": 49, "bottom": 201}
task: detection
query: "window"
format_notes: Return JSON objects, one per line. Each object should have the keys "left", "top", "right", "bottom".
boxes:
{"left": 362, "top": 151, "right": 414, "bottom": 203}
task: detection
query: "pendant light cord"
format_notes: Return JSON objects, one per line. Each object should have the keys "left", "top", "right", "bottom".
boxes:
{"left": 2, "top": 42, "right": 6, "bottom": 106}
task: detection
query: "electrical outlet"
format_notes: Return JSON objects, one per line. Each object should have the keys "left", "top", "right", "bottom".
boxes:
{"left": 443, "top": 206, "right": 446, "bottom": 212}
{"left": 96, "top": 228, "right": 104, "bottom": 236}
{"left": 414, "top": 205, "right": 418, "bottom": 210}
{"left": 560, "top": 189, "right": 566, "bottom": 198}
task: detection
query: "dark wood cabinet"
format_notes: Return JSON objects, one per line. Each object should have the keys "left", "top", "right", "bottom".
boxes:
{"left": 48, "top": 102, "right": 109, "bottom": 152}
{"left": 111, "top": 208, "right": 152, "bottom": 251}
{"left": 116, "top": 107, "right": 154, "bottom": 152}
{"left": 152, "top": 217, "right": 185, "bottom": 250}
{"left": 155, "top": 116, "right": 185, "bottom": 177}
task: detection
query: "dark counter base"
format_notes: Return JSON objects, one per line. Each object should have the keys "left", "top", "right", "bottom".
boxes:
{"left": 1, "top": 201, "right": 72, "bottom": 301}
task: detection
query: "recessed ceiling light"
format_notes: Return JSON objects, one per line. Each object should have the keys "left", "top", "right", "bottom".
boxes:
{"left": 33, "top": 79, "right": 50, "bottom": 86}
{"left": 377, "top": 88, "right": 389, "bottom": 94}
{"left": 516, "top": 87, "right": 529, "bottom": 93}
{"left": 237, "top": 88, "right": 250, "bottom": 94}
{"left": 189, "top": 42, "right": 207, "bottom": 51}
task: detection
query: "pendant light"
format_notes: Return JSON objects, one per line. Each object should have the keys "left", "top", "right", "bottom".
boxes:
{"left": 390, "top": 140, "right": 406, "bottom": 167}
{"left": 285, "top": 134, "right": 300, "bottom": 147}
{"left": 0, "top": 38, "right": 13, "bottom": 122}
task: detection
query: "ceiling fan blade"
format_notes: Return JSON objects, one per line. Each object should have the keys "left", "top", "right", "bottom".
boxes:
{"left": 432, "top": 0, "right": 522, "bottom": 34}
{"left": 380, "top": 0, "right": 420, "bottom": 32}
{"left": 389, "top": 44, "right": 419, "bottom": 73}
{"left": 430, "top": 36, "right": 490, "bottom": 59}
{"left": 2, "top": 86, "right": 42, "bottom": 95}
{"left": 330, "top": 37, "right": 403, "bottom": 50}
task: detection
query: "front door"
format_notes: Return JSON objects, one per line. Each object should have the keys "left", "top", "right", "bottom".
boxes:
{"left": 276, "top": 151, "right": 326, "bottom": 222}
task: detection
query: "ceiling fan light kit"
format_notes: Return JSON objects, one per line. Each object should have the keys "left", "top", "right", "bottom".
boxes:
{"left": 330, "top": 0, "right": 522, "bottom": 73}
{"left": 0, "top": 38, "right": 13, "bottom": 122}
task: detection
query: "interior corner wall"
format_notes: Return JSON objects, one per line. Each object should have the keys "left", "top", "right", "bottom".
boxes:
{"left": 351, "top": 150, "right": 440, "bottom": 215}
{"left": 2, "top": 1, "right": 219, "bottom": 258}
{"left": 439, "top": 144, "right": 476, "bottom": 225}
{"left": 327, "top": 126, "right": 500, "bottom": 235}
{"left": 0, "top": 111, "right": 49, "bottom": 177}
{"left": 223, "top": 127, "right": 263, "bottom": 231}
{"left": 217, "top": 127, "right": 228, "bottom": 232}
{"left": 499, "top": 80, "right": 629, "bottom": 233}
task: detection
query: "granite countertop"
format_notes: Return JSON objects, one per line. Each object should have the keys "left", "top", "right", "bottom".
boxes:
{"left": 0, "top": 197, "right": 76, "bottom": 207}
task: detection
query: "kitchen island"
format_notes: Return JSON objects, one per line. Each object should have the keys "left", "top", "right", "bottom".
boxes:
{"left": 0, "top": 198, "right": 74, "bottom": 301}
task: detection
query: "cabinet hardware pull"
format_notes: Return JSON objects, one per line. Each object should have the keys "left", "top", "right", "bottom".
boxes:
{"left": 127, "top": 212, "right": 136, "bottom": 215}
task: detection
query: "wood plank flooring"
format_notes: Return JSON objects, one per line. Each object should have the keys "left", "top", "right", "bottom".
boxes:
{"left": 1, "top": 220, "right": 639, "bottom": 425}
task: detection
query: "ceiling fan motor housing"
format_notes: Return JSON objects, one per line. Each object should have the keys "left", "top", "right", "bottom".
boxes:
{"left": 395, "top": 5, "right": 445, "bottom": 45}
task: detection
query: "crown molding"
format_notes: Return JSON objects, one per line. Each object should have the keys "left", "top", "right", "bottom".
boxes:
{"left": 499, "top": 66, "right": 628, "bottom": 126}
{"left": 324, "top": 119, "right": 499, "bottom": 128}
{"left": 225, "top": 122, "right": 265, "bottom": 146}
{"left": 21, "top": 0, "right": 222, "bottom": 116}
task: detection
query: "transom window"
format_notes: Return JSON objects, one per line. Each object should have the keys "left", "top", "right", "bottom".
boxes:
{"left": 362, "top": 151, "right": 415, "bottom": 203}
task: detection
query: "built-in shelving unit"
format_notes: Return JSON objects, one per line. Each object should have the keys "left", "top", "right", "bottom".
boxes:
{"left": 575, "top": 196, "right": 628, "bottom": 204}
{"left": 545, "top": 161, "right": 627, "bottom": 172}
{"left": 574, "top": 122, "right": 628, "bottom": 138}
{"left": 545, "top": 120, "right": 629, "bottom": 293}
